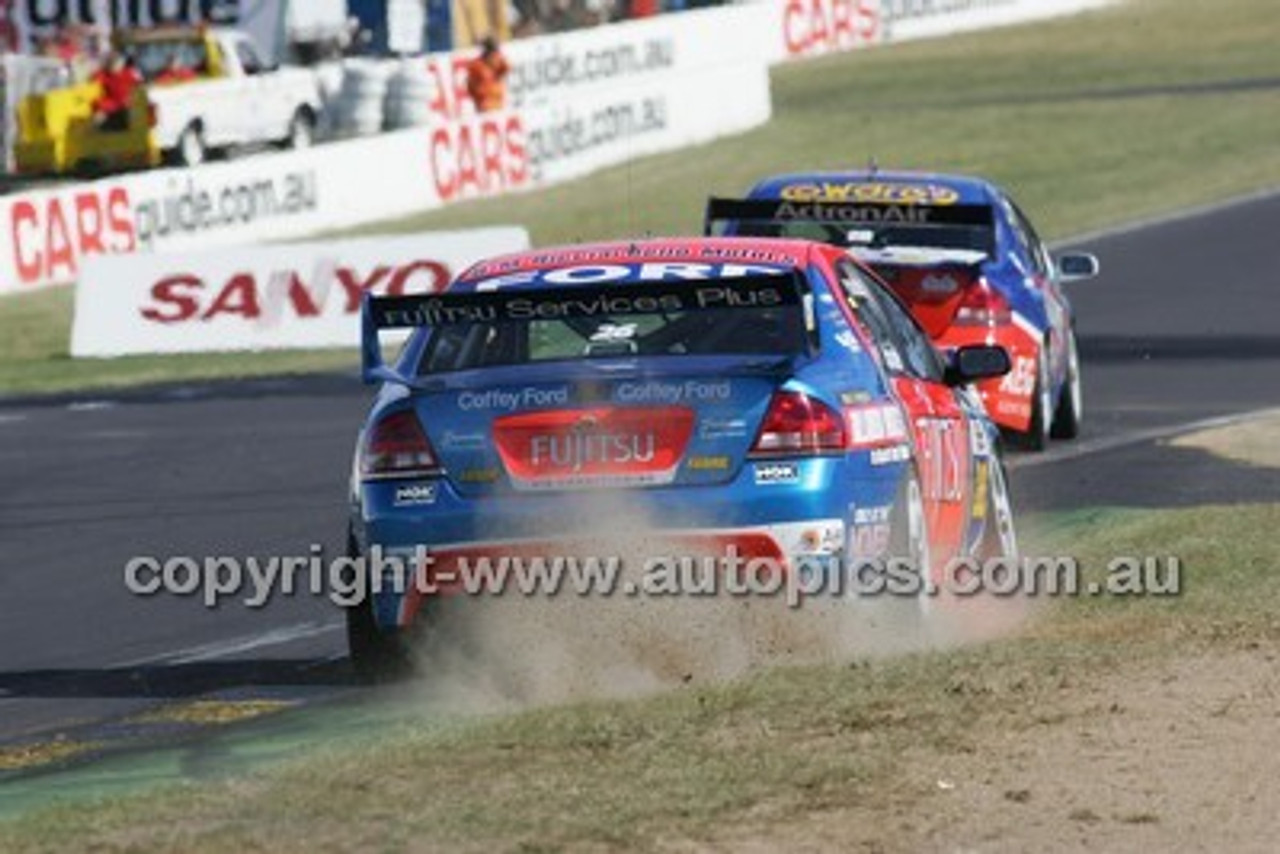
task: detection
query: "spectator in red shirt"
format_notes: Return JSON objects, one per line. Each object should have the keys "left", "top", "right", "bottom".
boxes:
{"left": 92, "top": 52, "right": 142, "bottom": 131}
{"left": 465, "top": 37, "right": 510, "bottom": 114}
{"left": 154, "top": 54, "right": 197, "bottom": 85}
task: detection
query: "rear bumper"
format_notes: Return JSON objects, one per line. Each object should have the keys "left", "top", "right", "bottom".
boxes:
{"left": 388, "top": 520, "right": 846, "bottom": 628}
{"left": 355, "top": 455, "right": 903, "bottom": 631}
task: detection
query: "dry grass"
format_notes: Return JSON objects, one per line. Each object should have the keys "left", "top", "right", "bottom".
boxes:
{"left": 1, "top": 504, "right": 1278, "bottom": 851}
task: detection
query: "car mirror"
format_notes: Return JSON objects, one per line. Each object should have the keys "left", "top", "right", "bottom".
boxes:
{"left": 945, "top": 345, "right": 1011, "bottom": 386}
{"left": 1056, "top": 252, "right": 1099, "bottom": 282}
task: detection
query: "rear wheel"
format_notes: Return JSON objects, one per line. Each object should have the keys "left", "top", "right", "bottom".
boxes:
{"left": 979, "top": 452, "right": 1018, "bottom": 560}
{"left": 345, "top": 535, "right": 414, "bottom": 683}
{"left": 889, "top": 472, "right": 932, "bottom": 604}
{"left": 171, "top": 123, "right": 205, "bottom": 167}
{"left": 1008, "top": 349, "right": 1052, "bottom": 452}
{"left": 1051, "top": 329, "right": 1083, "bottom": 440}
{"left": 284, "top": 108, "right": 315, "bottom": 150}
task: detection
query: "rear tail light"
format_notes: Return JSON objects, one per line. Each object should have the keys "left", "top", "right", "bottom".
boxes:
{"left": 750, "top": 391, "right": 846, "bottom": 457}
{"left": 954, "top": 279, "right": 1012, "bottom": 326}
{"left": 360, "top": 410, "right": 440, "bottom": 480}
{"left": 845, "top": 402, "right": 910, "bottom": 449}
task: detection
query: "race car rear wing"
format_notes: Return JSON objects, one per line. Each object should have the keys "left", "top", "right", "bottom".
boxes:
{"left": 703, "top": 197, "right": 996, "bottom": 234}
{"left": 360, "top": 273, "right": 812, "bottom": 385}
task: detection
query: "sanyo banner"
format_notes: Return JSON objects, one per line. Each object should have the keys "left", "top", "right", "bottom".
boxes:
{"left": 71, "top": 228, "right": 530, "bottom": 357}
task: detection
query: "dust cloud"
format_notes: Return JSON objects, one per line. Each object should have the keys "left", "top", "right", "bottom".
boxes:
{"left": 404, "top": 495, "right": 1031, "bottom": 714}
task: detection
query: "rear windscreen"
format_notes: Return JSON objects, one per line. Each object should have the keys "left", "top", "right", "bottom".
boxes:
{"left": 730, "top": 220, "right": 995, "bottom": 256}
{"left": 415, "top": 305, "right": 805, "bottom": 375}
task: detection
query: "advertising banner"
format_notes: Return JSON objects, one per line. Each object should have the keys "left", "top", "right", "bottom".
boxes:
{"left": 71, "top": 227, "right": 530, "bottom": 356}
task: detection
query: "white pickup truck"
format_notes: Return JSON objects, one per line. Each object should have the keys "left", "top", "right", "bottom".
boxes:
{"left": 122, "top": 26, "right": 324, "bottom": 167}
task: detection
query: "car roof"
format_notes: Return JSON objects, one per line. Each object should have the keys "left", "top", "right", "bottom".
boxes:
{"left": 454, "top": 237, "right": 822, "bottom": 290}
{"left": 747, "top": 169, "right": 998, "bottom": 206}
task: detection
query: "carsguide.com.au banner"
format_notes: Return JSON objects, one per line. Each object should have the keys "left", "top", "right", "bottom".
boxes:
{"left": 70, "top": 228, "right": 530, "bottom": 357}
{"left": 1, "top": 0, "right": 1111, "bottom": 300}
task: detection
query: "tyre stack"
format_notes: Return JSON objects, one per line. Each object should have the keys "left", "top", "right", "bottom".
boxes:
{"left": 384, "top": 60, "right": 434, "bottom": 130}
{"left": 331, "top": 60, "right": 392, "bottom": 138}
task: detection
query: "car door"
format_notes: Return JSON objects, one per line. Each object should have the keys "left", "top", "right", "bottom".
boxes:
{"left": 829, "top": 256, "right": 972, "bottom": 564}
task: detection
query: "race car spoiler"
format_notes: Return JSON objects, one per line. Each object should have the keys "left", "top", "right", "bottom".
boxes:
{"left": 703, "top": 197, "right": 995, "bottom": 233}
{"left": 360, "top": 273, "right": 809, "bottom": 384}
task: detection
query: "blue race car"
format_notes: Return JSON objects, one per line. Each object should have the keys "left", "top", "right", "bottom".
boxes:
{"left": 705, "top": 170, "right": 1101, "bottom": 450}
{"left": 347, "top": 237, "right": 1018, "bottom": 678}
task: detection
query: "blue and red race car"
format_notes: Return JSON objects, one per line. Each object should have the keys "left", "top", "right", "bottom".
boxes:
{"left": 705, "top": 171, "right": 1100, "bottom": 450}
{"left": 348, "top": 237, "right": 1018, "bottom": 678}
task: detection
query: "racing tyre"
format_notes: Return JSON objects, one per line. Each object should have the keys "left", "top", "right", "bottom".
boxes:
{"left": 978, "top": 453, "right": 1019, "bottom": 560}
{"left": 889, "top": 471, "right": 932, "bottom": 604}
{"left": 344, "top": 535, "right": 414, "bottom": 684}
{"left": 172, "top": 123, "right": 206, "bottom": 167}
{"left": 1009, "top": 349, "right": 1052, "bottom": 453}
{"left": 284, "top": 108, "right": 315, "bottom": 150}
{"left": 1050, "top": 329, "right": 1083, "bottom": 440}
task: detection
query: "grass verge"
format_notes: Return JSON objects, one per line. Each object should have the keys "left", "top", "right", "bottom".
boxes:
{"left": 2, "top": 0, "right": 1279, "bottom": 395}
{"left": 1, "top": 503, "right": 1278, "bottom": 851}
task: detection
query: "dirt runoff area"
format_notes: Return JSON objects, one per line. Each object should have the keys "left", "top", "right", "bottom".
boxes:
{"left": 708, "top": 416, "right": 1280, "bottom": 853}
{"left": 1171, "top": 409, "right": 1280, "bottom": 470}
{"left": 706, "top": 645, "right": 1280, "bottom": 853}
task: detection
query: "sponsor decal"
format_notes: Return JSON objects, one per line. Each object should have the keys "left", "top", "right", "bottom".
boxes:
{"left": 529, "top": 430, "right": 657, "bottom": 471}
{"left": 439, "top": 430, "right": 488, "bottom": 450}
{"left": 849, "top": 504, "right": 892, "bottom": 556}
{"left": 590, "top": 323, "right": 638, "bottom": 343}
{"left": 839, "top": 389, "right": 873, "bottom": 405}
{"left": 971, "top": 461, "right": 989, "bottom": 519}
{"left": 614, "top": 379, "right": 732, "bottom": 405}
{"left": 849, "top": 521, "right": 892, "bottom": 556}
{"left": 456, "top": 387, "right": 572, "bottom": 412}
{"left": 377, "top": 277, "right": 798, "bottom": 330}
{"left": 852, "top": 505, "right": 891, "bottom": 525}
{"left": 868, "top": 443, "right": 911, "bottom": 466}
{"left": 797, "top": 524, "right": 845, "bottom": 553}
{"left": 920, "top": 273, "right": 959, "bottom": 294}
{"left": 999, "top": 356, "right": 1037, "bottom": 396}
{"left": 969, "top": 423, "right": 993, "bottom": 457}
{"left": 394, "top": 482, "right": 439, "bottom": 506}
{"left": 754, "top": 462, "right": 800, "bottom": 485}
{"left": 775, "top": 201, "right": 940, "bottom": 224}
{"left": 686, "top": 455, "right": 731, "bottom": 471}
{"left": 494, "top": 406, "right": 693, "bottom": 490}
{"left": 880, "top": 344, "right": 905, "bottom": 373}
{"left": 834, "top": 329, "right": 863, "bottom": 354}
{"left": 779, "top": 182, "right": 961, "bottom": 205}
{"left": 457, "top": 467, "right": 501, "bottom": 483}
{"left": 995, "top": 399, "right": 1032, "bottom": 418}
{"left": 915, "top": 417, "right": 965, "bottom": 503}
{"left": 472, "top": 261, "right": 789, "bottom": 291}
{"left": 699, "top": 417, "right": 748, "bottom": 440}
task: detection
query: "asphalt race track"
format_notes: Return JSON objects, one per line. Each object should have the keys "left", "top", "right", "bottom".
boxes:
{"left": 2, "top": 191, "right": 1279, "bottom": 752}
